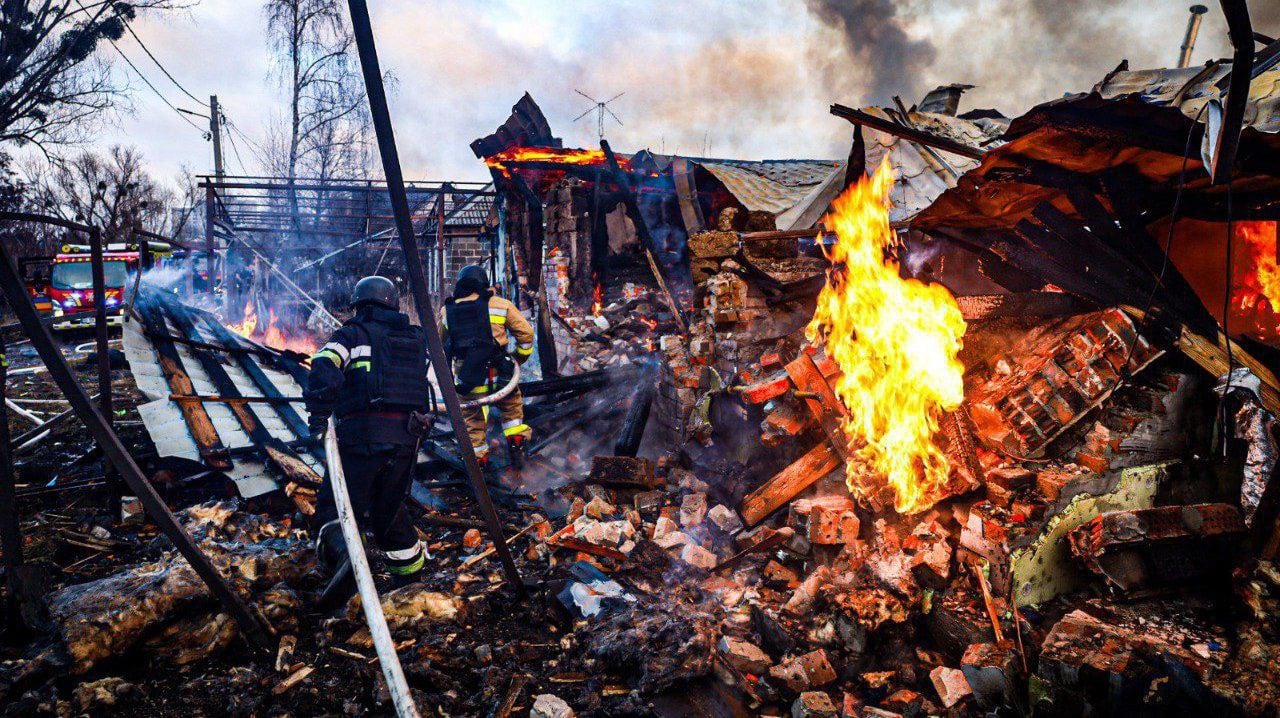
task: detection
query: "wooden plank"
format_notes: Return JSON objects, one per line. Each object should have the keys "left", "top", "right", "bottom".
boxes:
{"left": 739, "top": 443, "right": 840, "bottom": 527}
{"left": 785, "top": 352, "right": 849, "bottom": 462}
{"left": 161, "top": 302, "right": 276, "bottom": 449}
{"left": 135, "top": 308, "right": 231, "bottom": 470}
{"left": 1125, "top": 306, "right": 1280, "bottom": 415}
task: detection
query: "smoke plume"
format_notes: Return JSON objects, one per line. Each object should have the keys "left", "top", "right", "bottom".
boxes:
{"left": 803, "top": 0, "right": 937, "bottom": 104}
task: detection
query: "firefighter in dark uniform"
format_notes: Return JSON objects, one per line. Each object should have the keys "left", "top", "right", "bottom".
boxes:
{"left": 305, "top": 276, "right": 433, "bottom": 599}
{"left": 440, "top": 265, "right": 534, "bottom": 464}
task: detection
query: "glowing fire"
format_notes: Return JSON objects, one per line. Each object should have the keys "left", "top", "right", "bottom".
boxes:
{"left": 1234, "top": 221, "right": 1280, "bottom": 343}
{"left": 592, "top": 276, "right": 604, "bottom": 315}
{"left": 484, "top": 146, "right": 627, "bottom": 174}
{"left": 226, "top": 301, "right": 258, "bottom": 338}
{"left": 225, "top": 301, "right": 318, "bottom": 355}
{"left": 806, "top": 158, "right": 967, "bottom": 514}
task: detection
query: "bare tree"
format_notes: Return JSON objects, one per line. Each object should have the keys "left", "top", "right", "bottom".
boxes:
{"left": 24, "top": 144, "right": 175, "bottom": 248}
{"left": 263, "top": 0, "right": 369, "bottom": 183}
{"left": 0, "top": 1, "right": 179, "bottom": 154}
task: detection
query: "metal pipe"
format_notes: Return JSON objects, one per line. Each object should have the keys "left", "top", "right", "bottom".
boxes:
{"left": 346, "top": 0, "right": 523, "bottom": 591}
{"left": 324, "top": 418, "right": 420, "bottom": 718}
{"left": 1178, "top": 5, "right": 1209, "bottom": 68}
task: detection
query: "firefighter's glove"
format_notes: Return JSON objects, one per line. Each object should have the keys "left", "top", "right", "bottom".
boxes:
{"left": 307, "top": 419, "right": 328, "bottom": 450}
{"left": 408, "top": 411, "right": 436, "bottom": 438}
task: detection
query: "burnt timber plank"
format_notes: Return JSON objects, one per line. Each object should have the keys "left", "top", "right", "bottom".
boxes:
{"left": 785, "top": 351, "right": 850, "bottom": 462}
{"left": 739, "top": 442, "right": 840, "bottom": 526}
{"left": 134, "top": 307, "right": 231, "bottom": 470}
{"left": 161, "top": 302, "right": 275, "bottom": 449}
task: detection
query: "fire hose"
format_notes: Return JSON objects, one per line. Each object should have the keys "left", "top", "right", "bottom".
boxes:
{"left": 425, "top": 361, "right": 520, "bottom": 413}
{"left": 324, "top": 417, "right": 421, "bottom": 718}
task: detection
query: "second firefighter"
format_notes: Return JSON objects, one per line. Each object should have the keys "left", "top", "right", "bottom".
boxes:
{"left": 440, "top": 264, "right": 533, "bottom": 464}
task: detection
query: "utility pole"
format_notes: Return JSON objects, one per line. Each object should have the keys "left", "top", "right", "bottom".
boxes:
{"left": 346, "top": 0, "right": 524, "bottom": 592}
{"left": 207, "top": 95, "right": 224, "bottom": 295}
{"left": 209, "top": 95, "right": 225, "bottom": 182}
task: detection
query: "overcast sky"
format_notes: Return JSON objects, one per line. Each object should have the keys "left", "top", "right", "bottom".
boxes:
{"left": 90, "top": 0, "right": 1271, "bottom": 189}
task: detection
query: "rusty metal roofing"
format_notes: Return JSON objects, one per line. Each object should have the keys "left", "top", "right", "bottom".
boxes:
{"left": 861, "top": 108, "right": 1005, "bottom": 224}
{"left": 688, "top": 109, "right": 1001, "bottom": 230}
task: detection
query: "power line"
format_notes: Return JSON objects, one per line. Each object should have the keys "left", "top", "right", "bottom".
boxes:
{"left": 222, "top": 114, "right": 250, "bottom": 174}
{"left": 117, "top": 15, "right": 203, "bottom": 104}
{"left": 107, "top": 40, "right": 209, "bottom": 137}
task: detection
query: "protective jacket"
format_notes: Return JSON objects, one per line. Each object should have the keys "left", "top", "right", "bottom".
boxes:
{"left": 305, "top": 306, "right": 430, "bottom": 446}
{"left": 440, "top": 292, "right": 534, "bottom": 391}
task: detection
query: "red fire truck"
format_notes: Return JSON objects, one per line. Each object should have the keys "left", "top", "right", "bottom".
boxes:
{"left": 48, "top": 242, "right": 171, "bottom": 328}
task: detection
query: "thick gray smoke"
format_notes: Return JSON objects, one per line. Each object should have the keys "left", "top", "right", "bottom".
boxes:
{"left": 804, "top": 0, "right": 937, "bottom": 105}
{"left": 805, "top": 0, "right": 1280, "bottom": 116}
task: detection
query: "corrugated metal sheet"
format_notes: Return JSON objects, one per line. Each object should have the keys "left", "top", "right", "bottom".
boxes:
{"left": 863, "top": 108, "right": 1006, "bottom": 224}
{"left": 1094, "top": 64, "right": 1280, "bottom": 134}
{"left": 695, "top": 159, "right": 844, "bottom": 215}
{"left": 124, "top": 297, "right": 321, "bottom": 498}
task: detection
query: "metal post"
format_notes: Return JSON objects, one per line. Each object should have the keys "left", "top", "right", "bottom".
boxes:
{"left": 1178, "top": 5, "right": 1209, "bottom": 68}
{"left": 204, "top": 183, "right": 217, "bottom": 294}
{"left": 436, "top": 188, "right": 446, "bottom": 303}
{"left": 0, "top": 356, "right": 23, "bottom": 635}
{"left": 345, "top": 0, "right": 523, "bottom": 591}
{"left": 0, "top": 215, "right": 273, "bottom": 654}
{"left": 88, "top": 228, "right": 120, "bottom": 519}
{"left": 1211, "top": 0, "right": 1255, "bottom": 185}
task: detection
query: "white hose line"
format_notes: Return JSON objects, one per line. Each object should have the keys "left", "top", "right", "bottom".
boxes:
{"left": 425, "top": 362, "right": 520, "bottom": 413}
{"left": 324, "top": 418, "right": 421, "bottom": 718}
{"left": 16, "top": 430, "right": 50, "bottom": 453}
{"left": 8, "top": 398, "right": 70, "bottom": 404}
{"left": 5, "top": 399, "right": 43, "bottom": 425}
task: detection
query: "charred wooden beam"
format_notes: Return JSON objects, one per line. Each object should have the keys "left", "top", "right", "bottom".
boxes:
{"left": 785, "top": 352, "right": 849, "bottom": 463}
{"left": 134, "top": 306, "right": 232, "bottom": 470}
{"left": 739, "top": 443, "right": 841, "bottom": 526}
{"left": 194, "top": 310, "right": 312, "bottom": 443}
{"left": 829, "top": 104, "right": 985, "bottom": 160}
{"left": 613, "top": 380, "right": 656, "bottom": 457}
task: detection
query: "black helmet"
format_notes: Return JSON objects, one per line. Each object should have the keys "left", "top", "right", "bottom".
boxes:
{"left": 456, "top": 264, "right": 489, "bottom": 288}
{"left": 352, "top": 276, "right": 398, "bottom": 310}
{"left": 453, "top": 264, "right": 490, "bottom": 299}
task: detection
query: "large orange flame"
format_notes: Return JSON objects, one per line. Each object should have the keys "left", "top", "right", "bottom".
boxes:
{"left": 1234, "top": 221, "right": 1280, "bottom": 343}
{"left": 226, "top": 301, "right": 258, "bottom": 338}
{"left": 806, "top": 158, "right": 967, "bottom": 514}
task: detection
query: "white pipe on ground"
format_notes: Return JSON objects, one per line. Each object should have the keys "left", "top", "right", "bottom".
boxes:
{"left": 5, "top": 398, "right": 42, "bottom": 424}
{"left": 324, "top": 417, "right": 421, "bottom": 718}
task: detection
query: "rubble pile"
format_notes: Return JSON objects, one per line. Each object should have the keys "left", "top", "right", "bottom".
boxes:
{"left": 554, "top": 283, "right": 670, "bottom": 374}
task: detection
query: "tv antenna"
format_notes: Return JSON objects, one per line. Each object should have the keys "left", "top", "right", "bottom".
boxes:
{"left": 574, "top": 90, "right": 624, "bottom": 140}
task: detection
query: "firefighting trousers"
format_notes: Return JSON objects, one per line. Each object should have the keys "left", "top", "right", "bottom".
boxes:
{"left": 460, "top": 384, "right": 529, "bottom": 459}
{"left": 312, "top": 442, "right": 424, "bottom": 577}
